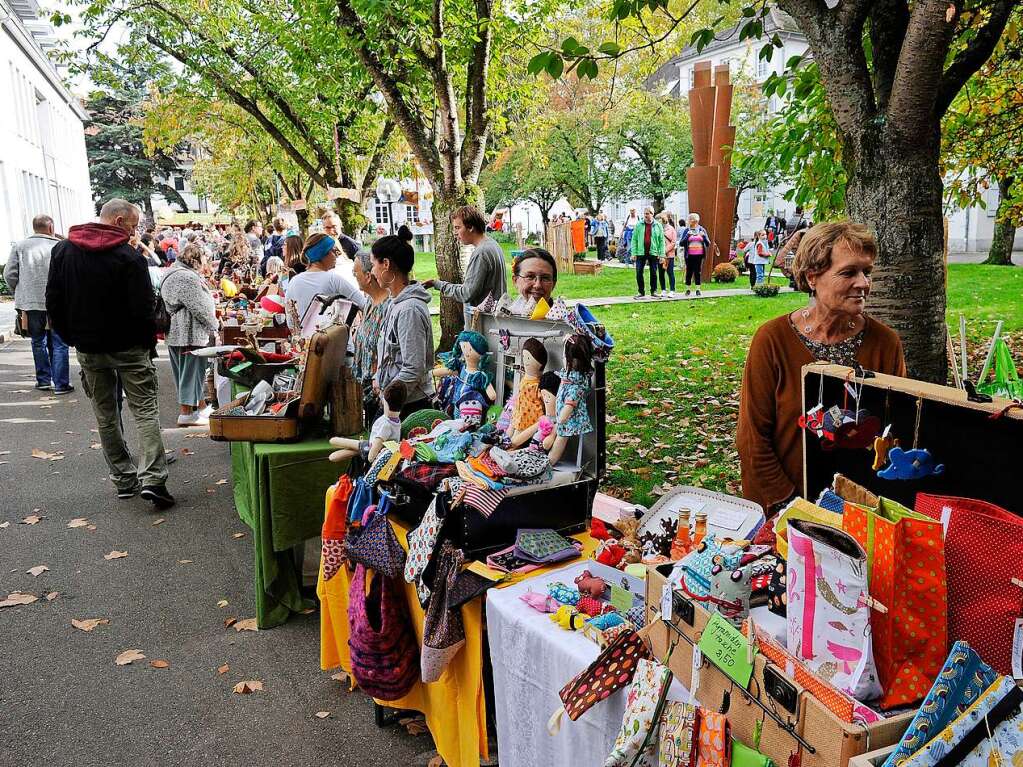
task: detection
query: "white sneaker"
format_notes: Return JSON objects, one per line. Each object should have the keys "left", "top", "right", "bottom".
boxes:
{"left": 177, "top": 412, "right": 209, "bottom": 427}
{"left": 198, "top": 404, "right": 214, "bottom": 418}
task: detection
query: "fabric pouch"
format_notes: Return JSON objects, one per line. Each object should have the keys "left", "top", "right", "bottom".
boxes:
{"left": 322, "top": 475, "right": 353, "bottom": 582}
{"left": 695, "top": 710, "right": 730, "bottom": 767}
{"left": 786, "top": 518, "right": 882, "bottom": 702}
{"left": 603, "top": 658, "right": 673, "bottom": 767}
{"left": 344, "top": 493, "right": 406, "bottom": 580}
{"left": 404, "top": 496, "right": 444, "bottom": 586}
{"left": 547, "top": 582, "right": 581, "bottom": 606}
{"left": 346, "top": 475, "right": 375, "bottom": 525}
{"left": 448, "top": 569, "right": 497, "bottom": 608}
{"left": 658, "top": 701, "right": 700, "bottom": 767}
{"left": 485, "top": 544, "right": 541, "bottom": 574}
{"left": 520, "top": 590, "right": 560, "bottom": 613}
{"left": 515, "top": 528, "right": 579, "bottom": 564}
{"left": 731, "top": 738, "right": 775, "bottom": 767}
{"left": 552, "top": 629, "right": 651, "bottom": 726}
{"left": 882, "top": 641, "right": 998, "bottom": 767}
{"left": 421, "top": 542, "right": 466, "bottom": 684}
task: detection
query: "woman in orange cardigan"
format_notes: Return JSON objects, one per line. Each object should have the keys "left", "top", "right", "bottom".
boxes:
{"left": 736, "top": 221, "right": 907, "bottom": 515}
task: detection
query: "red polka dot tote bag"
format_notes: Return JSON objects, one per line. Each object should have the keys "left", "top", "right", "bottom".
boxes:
{"left": 914, "top": 494, "right": 1023, "bottom": 676}
{"left": 842, "top": 497, "right": 948, "bottom": 709}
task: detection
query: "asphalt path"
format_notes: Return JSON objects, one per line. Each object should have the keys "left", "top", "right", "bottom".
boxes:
{"left": 0, "top": 338, "right": 435, "bottom": 766}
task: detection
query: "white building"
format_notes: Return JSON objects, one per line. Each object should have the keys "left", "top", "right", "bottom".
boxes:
{"left": 150, "top": 143, "right": 217, "bottom": 221}
{"left": 0, "top": 0, "right": 92, "bottom": 252}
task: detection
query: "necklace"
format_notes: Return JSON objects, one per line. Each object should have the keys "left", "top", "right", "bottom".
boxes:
{"left": 801, "top": 308, "right": 856, "bottom": 336}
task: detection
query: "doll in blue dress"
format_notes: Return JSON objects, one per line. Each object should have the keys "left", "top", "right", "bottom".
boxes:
{"left": 433, "top": 330, "right": 497, "bottom": 417}
{"left": 545, "top": 334, "right": 594, "bottom": 465}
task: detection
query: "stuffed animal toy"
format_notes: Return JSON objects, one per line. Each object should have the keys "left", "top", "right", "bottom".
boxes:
{"left": 576, "top": 596, "right": 615, "bottom": 617}
{"left": 574, "top": 570, "right": 607, "bottom": 599}
{"left": 613, "top": 517, "right": 644, "bottom": 565}
{"left": 638, "top": 516, "right": 677, "bottom": 562}
{"left": 590, "top": 519, "right": 611, "bottom": 540}
{"left": 519, "top": 590, "right": 559, "bottom": 613}
{"left": 546, "top": 582, "right": 580, "bottom": 605}
{"left": 877, "top": 447, "right": 945, "bottom": 480}
{"left": 550, "top": 605, "right": 587, "bottom": 631}
{"left": 871, "top": 432, "right": 899, "bottom": 471}
{"left": 585, "top": 612, "right": 626, "bottom": 631}
{"left": 594, "top": 539, "right": 626, "bottom": 568}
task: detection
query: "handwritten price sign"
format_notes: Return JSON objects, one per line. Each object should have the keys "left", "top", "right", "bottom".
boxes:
{"left": 696, "top": 612, "right": 756, "bottom": 688}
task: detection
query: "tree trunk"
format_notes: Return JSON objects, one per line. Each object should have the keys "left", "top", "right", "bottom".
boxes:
{"left": 336, "top": 198, "right": 368, "bottom": 238}
{"left": 432, "top": 185, "right": 484, "bottom": 350}
{"left": 295, "top": 208, "right": 310, "bottom": 239}
{"left": 983, "top": 177, "right": 1017, "bottom": 265}
{"left": 844, "top": 129, "right": 948, "bottom": 383}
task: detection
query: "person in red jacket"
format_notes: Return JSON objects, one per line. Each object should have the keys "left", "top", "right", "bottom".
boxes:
{"left": 46, "top": 199, "right": 175, "bottom": 510}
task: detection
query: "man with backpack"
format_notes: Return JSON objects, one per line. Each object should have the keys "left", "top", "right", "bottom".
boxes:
{"left": 259, "top": 218, "right": 287, "bottom": 277}
{"left": 46, "top": 199, "right": 174, "bottom": 510}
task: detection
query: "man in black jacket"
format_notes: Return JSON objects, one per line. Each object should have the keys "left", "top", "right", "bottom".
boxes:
{"left": 46, "top": 199, "right": 174, "bottom": 510}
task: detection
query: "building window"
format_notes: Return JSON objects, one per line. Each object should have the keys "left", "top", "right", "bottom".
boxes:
{"left": 173, "top": 175, "right": 185, "bottom": 191}
{"left": 757, "top": 55, "right": 770, "bottom": 79}
{"left": 405, "top": 204, "right": 417, "bottom": 224}
{"left": 374, "top": 201, "right": 391, "bottom": 225}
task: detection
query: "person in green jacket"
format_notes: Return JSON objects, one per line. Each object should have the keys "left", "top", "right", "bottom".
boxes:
{"left": 631, "top": 207, "right": 665, "bottom": 299}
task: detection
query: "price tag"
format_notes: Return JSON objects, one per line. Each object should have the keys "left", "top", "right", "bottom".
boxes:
{"left": 1012, "top": 619, "right": 1023, "bottom": 681}
{"left": 697, "top": 612, "right": 756, "bottom": 688}
{"left": 610, "top": 584, "right": 634, "bottom": 613}
{"left": 827, "top": 404, "right": 844, "bottom": 424}
{"left": 690, "top": 647, "right": 702, "bottom": 703}
{"left": 660, "top": 583, "right": 673, "bottom": 621}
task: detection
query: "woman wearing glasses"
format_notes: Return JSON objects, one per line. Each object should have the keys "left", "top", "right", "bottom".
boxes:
{"left": 511, "top": 248, "right": 558, "bottom": 306}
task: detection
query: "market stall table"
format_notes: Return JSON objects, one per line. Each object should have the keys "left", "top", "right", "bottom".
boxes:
{"left": 231, "top": 437, "right": 341, "bottom": 628}
{"left": 318, "top": 483, "right": 599, "bottom": 767}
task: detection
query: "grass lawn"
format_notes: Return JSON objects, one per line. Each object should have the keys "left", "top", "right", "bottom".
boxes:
{"left": 414, "top": 243, "right": 1023, "bottom": 508}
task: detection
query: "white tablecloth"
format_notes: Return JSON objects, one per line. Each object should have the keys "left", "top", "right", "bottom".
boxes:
{"left": 487, "top": 561, "right": 690, "bottom": 767}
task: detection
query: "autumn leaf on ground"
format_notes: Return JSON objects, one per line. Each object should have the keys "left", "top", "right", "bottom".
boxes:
{"left": 71, "top": 618, "right": 109, "bottom": 632}
{"left": 224, "top": 617, "right": 237, "bottom": 628}
{"left": 178, "top": 559, "right": 193, "bottom": 564}
{"left": 150, "top": 660, "right": 170, "bottom": 669}
{"left": 231, "top": 532, "right": 245, "bottom": 539}
{"left": 400, "top": 716, "right": 429, "bottom": 736}
{"left": 152, "top": 518, "right": 165, "bottom": 526}
{"left": 234, "top": 618, "right": 258, "bottom": 632}
{"left": 27, "top": 565, "right": 49, "bottom": 577}
{"left": 427, "top": 756, "right": 444, "bottom": 767}
{"left": 217, "top": 600, "right": 228, "bottom": 608}
{"left": 180, "top": 448, "right": 194, "bottom": 456}
{"left": 0, "top": 593, "right": 38, "bottom": 608}
{"left": 104, "top": 550, "right": 128, "bottom": 560}
{"left": 218, "top": 664, "right": 230, "bottom": 675}
{"left": 115, "top": 649, "right": 145, "bottom": 666}
{"left": 45, "top": 592, "right": 59, "bottom": 601}
{"left": 21, "top": 515, "right": 42, "bottom": 525}
{"left": 89, "top": 443, "right": 102, "bottom": 450}
{"left": 315, "top": 711, "right": 330, "bottom": 719}
{"left": 31, "top": 448, "right": 55, "bottom": 459}
{"left": 216, "top": 479, "right": 228, "bottom": 485}
{"left": 67, "top": 518, "right": 89, "bottom": 528}
{"left": 232, "top": 680, "right": 263, "bottom": 694}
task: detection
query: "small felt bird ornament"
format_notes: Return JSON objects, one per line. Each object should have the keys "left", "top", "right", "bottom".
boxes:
{"left": 871, "top": 428, "right": 899, "bottom": 471}
{"left": 877, "top": 447, "right": 945, "bottom": 480}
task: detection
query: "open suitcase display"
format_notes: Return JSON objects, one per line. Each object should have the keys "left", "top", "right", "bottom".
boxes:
{"left": 645, "top": 564, "right": 914, "bottom": 767}
{"left": 209, "top": 324, "right": 348, "bottom": 443}
{"left": 386, "top": 311, "right": 606, "bottom": 559}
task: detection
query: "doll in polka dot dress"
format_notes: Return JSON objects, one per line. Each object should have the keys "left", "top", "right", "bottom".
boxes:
{"left": 546, "top": 334, "right": 594, "bottom": 465}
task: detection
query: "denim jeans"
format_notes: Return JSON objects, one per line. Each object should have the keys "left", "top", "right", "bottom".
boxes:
{"left": 755, "top": 263, "right": 766, "bottom": 284}
{"left": 25, "top": 310, "right": 69, "bottom": 389}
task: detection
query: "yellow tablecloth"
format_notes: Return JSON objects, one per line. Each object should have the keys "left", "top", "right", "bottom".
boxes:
{"left": 317, "top": 484, "right": 597, "bottom": 767}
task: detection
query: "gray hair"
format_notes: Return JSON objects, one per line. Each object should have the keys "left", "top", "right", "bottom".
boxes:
{"left": 688, "top": 213, "right": 701, "bottom": 223}
{"left": 354, "top": 247, "right": 373, "bottom": 272}
{"left": 99, "top": 198, "right": 140, "bottom": 223}
{"left": 32, "top": 214, "right": 54, "bottom": 232}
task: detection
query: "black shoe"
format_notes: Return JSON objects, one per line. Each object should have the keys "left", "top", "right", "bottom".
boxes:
{"left": 35, "top": 382, "right": 52, "bottom": 391}
{"left": 117, "top": 483, "right": 142, "bottom": 500}
{"left": 140, "top": 485, "right": 176, "bottom": 510}
{"left": 53, "top": 386, "right": 75, "bottom": 395}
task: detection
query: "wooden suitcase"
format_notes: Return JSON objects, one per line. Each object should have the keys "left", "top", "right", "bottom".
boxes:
{"left": 645, "top": 565, "right": 913, "bottom": 767}
{"left": 209, "top": 324, "right": 348, "bottom": 443}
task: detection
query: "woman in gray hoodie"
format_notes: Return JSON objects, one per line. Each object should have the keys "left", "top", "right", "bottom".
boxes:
{"left": 370, "top": 226, "right": 435, "bottom": 417}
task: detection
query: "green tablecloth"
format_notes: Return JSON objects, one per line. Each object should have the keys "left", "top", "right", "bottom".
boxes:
{"left": 231, "top": 438, "right": 342, "bottom": 628}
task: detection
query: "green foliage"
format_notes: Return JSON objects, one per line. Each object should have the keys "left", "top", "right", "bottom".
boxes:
{"left": 611, "top": 90, "right": 692, "bottom": 209}
{"left": 712, "top": 263, "right": 738, "bottom": 283}
{"left": 83, "top": 59, "right": 187, "bottom": 214}
{"left": 752, "top": 283, "right": 780, "bottom": 297}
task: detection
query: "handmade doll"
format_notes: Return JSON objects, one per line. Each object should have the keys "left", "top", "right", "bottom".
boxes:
{"left": 328, "top": 381, "right": 406, "bottom": 463}
{"left": 433, "top": 330, "right": 497, "bottom": 416}
{"left": 545, "top": 334, "right": 594, "bottom": 465}
{"left": 508, "top": 338, "right": 549, "bottom": 447}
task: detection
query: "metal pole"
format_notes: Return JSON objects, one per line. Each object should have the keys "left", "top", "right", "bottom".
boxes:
{"left": 977, "top": 320, "right": 1004, "bottom": 385}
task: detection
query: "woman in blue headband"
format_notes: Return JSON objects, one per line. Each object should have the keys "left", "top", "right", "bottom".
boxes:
{"left": 283, "top": 232, "right": 365, "bottom": 336}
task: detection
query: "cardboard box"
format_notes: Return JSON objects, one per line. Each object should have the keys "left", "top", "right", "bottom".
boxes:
{"left": 645, "top": 565, "right": 912, "bottom": 767}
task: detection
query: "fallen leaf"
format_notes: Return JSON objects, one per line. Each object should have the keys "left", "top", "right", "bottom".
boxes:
{"left": 231, "top": 532, "right": 246, "bottom": 539}
{"left": 428, "top": 756, "right": 444, "bottom": 767}
{"left": 72, "top": 618, "right": 110, "bottom": 632}
{"left": 0, "top": 450, "right": 9, "bottom": 455}
{"left": 89, "top": 443, "right": 102, "bottom": 450}
{"left": 0, "top": 592, "right": 38, "bottom": 607}
{"left": 218, "top": 664, "right": 230, "bottom": 674}
{"left": 178, "top": 559, "right": 193, "bottom": 564}
{"left": 330, "top": 671, "right": 349, "bottom": 684}
{"left": 86, "top": 525, "right": 96, "bottom": 531}
{"left": 67, "top": 518, "right": 89, "bottom": 528}
{"left": 104, "top": 550, "right": 128, "bottom": 560}
{"left": 0, "top": 522, "right": 9, "bottom": 528}
{"left": 217, "top": 599, "right": 229, "bottom": 608}
{"left": 224, "top": 617, "right": 237, "bottom": 628}
{"left": 401, "top": 717, "right": 429, "bottom": 736}
{"left": 115, "top": 649, "right": 145, "bottom": 666}
{"left": 315, "top": 711, "right": 330, "bottom": 719}
{"left": 150, "top": 659, "right": 170, "bottom": 669}
{"left": 31, "top": 448, "right": 54, "bottom": 459}
{"left": 180, "top": 448, "right": 194, "bottom": 456}
{"left": 21, "top": 515, "right": 42, "bottom": 525}
{"left": 27, "top": 565, "right": 49, "bottom": 577}
{"left": 233, "top": 680, "right": 263, "bottom": 694}
{"left": 216, "top": 479, "right": 228, "bottom": 485}
{"left": 152, "top": 518, "right": 165, "bottom": 526}
{"left": 234, "top": 618, "right": 258, "bottom": 632}
{"left": 45, "top": 592, "right": 59, "bottom": 601}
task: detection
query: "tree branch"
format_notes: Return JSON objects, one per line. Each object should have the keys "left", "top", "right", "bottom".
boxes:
{"left": 936, "top": 0, "right": 1016, "bottom": 116}
{"left": 461, "top": 0, "right": 493, "bottom": 184}
{"left": 360, "top": 118, "right": 396, "bottom": 200}
{"left": 868, "top": 0, "right": 910, "bottom": 113}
